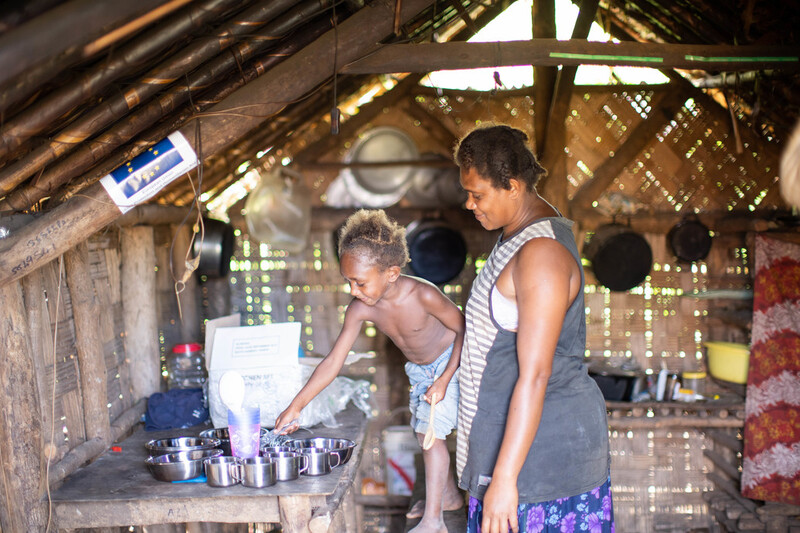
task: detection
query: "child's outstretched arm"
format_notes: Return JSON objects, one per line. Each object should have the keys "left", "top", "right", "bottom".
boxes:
{"left": 421, "top": 287, "right": 465, "bottom": 405}
{"left": 274, "top": 301, "right": 366, "bottom": 433}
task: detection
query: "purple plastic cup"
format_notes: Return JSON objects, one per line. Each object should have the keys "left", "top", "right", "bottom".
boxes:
{"left": 227, "top": 406, "right": 261, "bottom": 458}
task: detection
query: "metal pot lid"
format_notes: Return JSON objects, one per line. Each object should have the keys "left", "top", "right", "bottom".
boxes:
{"left": 584, "top": 224, "right": 652, "bottom": 292}
{"left": 668, "top": 217, "right": 712, "bottom": 262}
{"left": 346, "top": 126, "right": 418, "bottom": 195}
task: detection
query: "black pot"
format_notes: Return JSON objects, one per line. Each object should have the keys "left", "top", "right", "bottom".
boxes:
{"left": 406, "top": 220, "right": 467, "bottom": 285}
{"left": 588, "top": 363, "right": 647, "bottom": 401}
{"left": 668, "top": 216, "right": 712, "bottom": 262}
{"left": 583, "top": 224, "right": 652, "bottom": 292}
{"left": 192, "top": 218, "right": 235, "bottom": 278}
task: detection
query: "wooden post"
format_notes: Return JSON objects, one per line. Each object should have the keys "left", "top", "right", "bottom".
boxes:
{"left": 121, "top": 226, "right": 161, "bottom": 400}
{"left": 0, "top": 280, "right": 47, "bottom": 530}
{"left": 64, "top": 241, "right": 112, "bottom": 446}
{"left": 532, "top": 0, "right": 556, "bottom": 158}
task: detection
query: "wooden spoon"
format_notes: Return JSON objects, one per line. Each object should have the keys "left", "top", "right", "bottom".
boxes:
{"left": 422, "top": 392, "right": 439, "bottom": 450}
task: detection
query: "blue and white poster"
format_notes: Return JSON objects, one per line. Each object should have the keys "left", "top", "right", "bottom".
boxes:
{"left": 101, "top": 131, "right": 199, "bottom": 213}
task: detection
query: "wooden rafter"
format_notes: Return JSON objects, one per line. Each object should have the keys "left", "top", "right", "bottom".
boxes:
{"left": 340, "top": 40, "right": 800, "bottom": 73}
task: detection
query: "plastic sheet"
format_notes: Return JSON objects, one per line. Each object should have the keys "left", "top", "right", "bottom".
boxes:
{"left": 207, "top": 365, "right": 374, "bottom": 431}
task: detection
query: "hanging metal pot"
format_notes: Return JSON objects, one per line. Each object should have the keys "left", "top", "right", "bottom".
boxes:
{"left": 192, "top": 218, "right": 235, "bottom": 278}
{"left": 667, "top": 215, "right": 712, "bottom": 263}
{"left": 583, "top": 224, "right": 652, "bottom": 292}
{"left": 406, "top": 219, "right": 467, "bottom": 285}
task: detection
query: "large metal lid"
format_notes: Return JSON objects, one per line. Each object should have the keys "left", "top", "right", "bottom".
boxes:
{"left": 348, "top": 126, "right": 418, "bottom": 194}
{"left": 337, "top": 126, "right": 418, "bottom": 207}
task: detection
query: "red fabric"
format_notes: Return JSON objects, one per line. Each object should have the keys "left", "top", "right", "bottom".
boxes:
{"left": 742, "top": 235, "right": 800, "bottom": 505}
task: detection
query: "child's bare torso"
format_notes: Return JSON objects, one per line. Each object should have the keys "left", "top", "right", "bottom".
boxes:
{"left": 360, "top": 276, "right": 455, "bottom": 365}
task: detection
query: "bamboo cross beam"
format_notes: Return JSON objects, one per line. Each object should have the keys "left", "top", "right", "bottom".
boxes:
{"left": 0, "top": 0, "right": 435, "bottom": 289}
{"left": 340, "top": 39, "right": 800, "bottom": 74}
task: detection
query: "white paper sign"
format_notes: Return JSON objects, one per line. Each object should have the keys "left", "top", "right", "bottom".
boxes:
{"left": 209, "top": 322, "right": 301, "bottom": 371}
{"left": 100, "top": 131, "right": 199, "bottom": 214}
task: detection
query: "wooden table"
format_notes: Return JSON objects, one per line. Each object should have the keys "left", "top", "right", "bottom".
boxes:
{"left": 51, "top": 404, "right": 367, "bottom": 532}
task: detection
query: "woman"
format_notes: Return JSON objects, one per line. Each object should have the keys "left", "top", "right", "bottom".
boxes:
{"left": 454, "top": 124, "right": 613, "bottom": 533}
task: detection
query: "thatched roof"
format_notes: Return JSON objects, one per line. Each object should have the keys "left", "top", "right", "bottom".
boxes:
{"left": 0, "top": 0, "right": 798, "bottom": 285}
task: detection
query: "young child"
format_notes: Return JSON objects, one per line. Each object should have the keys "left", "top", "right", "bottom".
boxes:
{"left": 275, "top": 209, "right": 464, "bottom": 533}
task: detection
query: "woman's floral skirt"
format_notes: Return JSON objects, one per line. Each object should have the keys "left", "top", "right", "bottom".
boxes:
{"left": 467, "top": 477, "right": 614, "bottom": 533}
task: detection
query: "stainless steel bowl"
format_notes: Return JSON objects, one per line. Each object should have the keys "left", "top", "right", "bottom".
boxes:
{"left": 145, "top": 449, "right": 223, "bottom": 481}
{"left": 288, "top": 438, "right": 356, "bottom": 465}
{"left": 145, "top": 436, "right": 221, "bottom": 456}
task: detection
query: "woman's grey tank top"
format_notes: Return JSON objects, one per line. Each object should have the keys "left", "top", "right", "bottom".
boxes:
{"left": 456, "top": 217, "right": 610, "bottom": 502}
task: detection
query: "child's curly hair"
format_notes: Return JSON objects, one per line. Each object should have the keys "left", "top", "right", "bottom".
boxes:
{"left": 338, "top": 209, "right": 410, "bottom": 270}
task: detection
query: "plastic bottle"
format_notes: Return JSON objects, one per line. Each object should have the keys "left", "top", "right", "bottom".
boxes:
{"left": 166, "top": 343, "right": 208, "bottom": 389}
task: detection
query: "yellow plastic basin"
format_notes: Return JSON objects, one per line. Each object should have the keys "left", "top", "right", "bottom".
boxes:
{"left": 704, "top": 341, "right": 750, "bottom": 384}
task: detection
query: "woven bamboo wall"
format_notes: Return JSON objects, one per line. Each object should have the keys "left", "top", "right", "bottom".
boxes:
{"left": 21, "top": 232, "right": 134, "bottom": 465}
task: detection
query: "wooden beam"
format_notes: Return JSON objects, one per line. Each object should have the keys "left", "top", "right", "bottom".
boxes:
{"left": 704, "top": 448, "right": 742, "bottom": 481}
{"left": 63, "top": 241, "right": 112, "bottom": 446}
{"left": 532, "top": 0, "right": 557, "bottom": 157}
{"left": 340, "top": 40, "right": 800, "bottom": 74}
{"left": 446, "top": 0, "right": 478, "bottom": 34}
{"left": 297, "top": 159, "right": 458, "bottom": 170}
{"left": 0, "top": 280, "right": 47, "bottom": 530}
{"left": 570, "top": 205, "right": 785, "bottom": 234}
{"left": 569, "top": 86, "right": 687, "bottom": 210}
{"left": 539, "top": 0, "right": 599, "bottom": 211}
{"left": 121, "top": 227, "right": 161, "bottom": 400}
{"left": 0, "top": 0, "right": 436, "bottom": 289}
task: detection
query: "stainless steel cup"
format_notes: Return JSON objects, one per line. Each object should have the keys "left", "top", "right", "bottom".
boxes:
{"left": 204, "top": 456, "right": 241, "bottom": 487}
{"left": 241, "top": 456, "right": 277, "bottom": 488}
{"left": 267, "top": 451, "right": 308, "bottom": 481}
{"left": 260, "top": 445, "right": 295, "bottom": 456}
{"left": 300, "top": 447, "right": 341, "bottom": 476}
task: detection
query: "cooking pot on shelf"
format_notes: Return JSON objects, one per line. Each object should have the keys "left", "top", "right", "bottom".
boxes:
{"left": 192, "top": 218, "right": 235, "bottom": 278}
{"left": 667, "top": 215, "right": 712, "bottom": 263}
{"left": 583, "top": 224, "right": 652, "bottom": 292}
{"left": 588, "top": 361, "right": 647, "bottom": 401}
{"left": 406, "top": 219, "right": 467, "bottom": 285}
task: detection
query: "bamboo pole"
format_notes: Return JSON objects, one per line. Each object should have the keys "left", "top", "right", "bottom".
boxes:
{"left": 63, "top": 241, "right": 112, "bottom": 446}
{"left": 0, "top": 0, "right": 435, "bottom": 289}
{"left": 47, "top": 14, "right": 334, "bottom": 208}
{"left": 0, "top": 0, "right": 176, "bottom": 113}
{"left": 0, "top": 1, "right": 333, "bottom": 212}
{"left": 120, "top": 227, "right": 161, "bottom": 401}
{"left": 0, "top": 0, "right": 301, "bottom": 197}
{"left": 0, "top": 0, "right": 242, "bottom": 162}
{"left": 0, "top": 280, "right": 47, "bottom": 530}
